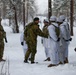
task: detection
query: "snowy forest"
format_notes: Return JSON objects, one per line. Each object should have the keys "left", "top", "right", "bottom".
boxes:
{"left": 0, "top": 0, "right": 76, "bottom": 33}
{"left": 0, "top": 0, "right": 76, "bottom": 75}
{"left": 0, "top": 0, "right": 37, "bottom": 33}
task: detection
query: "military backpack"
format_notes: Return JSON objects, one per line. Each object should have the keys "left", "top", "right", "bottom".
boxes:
{"left": 52, "top": 24, "right": 60, "bottom": 38}
{"left": 24, "top": 22, "right": 34, "bottom": 41}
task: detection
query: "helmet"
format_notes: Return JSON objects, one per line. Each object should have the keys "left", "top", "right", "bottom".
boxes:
{"left": 50, "top": 16, "right": 57, "bottom": 22}
{"left": 44, "top": 19, "right": 49, "bottom": 23}
{"left": 59, "top": 15, "right": 66, "bottom": 21}
{"left": 57, "top": 17, "right": 63, "bottom": 23}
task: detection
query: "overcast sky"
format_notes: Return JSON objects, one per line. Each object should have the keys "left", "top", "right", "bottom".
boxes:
{"left": 35, "top": 0, "right": 48, "bottom": 14}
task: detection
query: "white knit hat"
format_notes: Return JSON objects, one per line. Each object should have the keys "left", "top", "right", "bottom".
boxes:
{"left": 50, "top": 16, "right": 57, "bottom": 22}
{"left": 57, "top": 17, "right": 63, "bottom": 23}
{"left": 59, "top": 15, "right": 66, "bottom": 21}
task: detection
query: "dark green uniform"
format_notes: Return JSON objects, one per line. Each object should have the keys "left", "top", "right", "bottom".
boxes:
{"left": 24, "top": 22, "right": 48, "bottom": 63}
{"left": 42, "top": 25, "right": 48, "bottom": 34}
{"left": 0, "top": 24, "right": 6, "bottom": 60}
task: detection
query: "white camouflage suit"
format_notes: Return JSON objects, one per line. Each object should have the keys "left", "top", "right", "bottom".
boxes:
{"left": 48, "top": 22, "right": 60, "bottom": 65}
{"left": 42, "top": 19, "right": 50, "bottom": 59}
{"left": 20, "top": 32, "right": 28, "bottom": 57}
{"left": 42, "top": 29, "right": 50, "bottom": 59}
{"left": 60, "top": 21, "right": 71, "bottom": 62}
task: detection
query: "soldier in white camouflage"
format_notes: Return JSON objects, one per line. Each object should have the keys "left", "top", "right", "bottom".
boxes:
{"left": 42, "top": 19, "right": 50, "bottom": 61}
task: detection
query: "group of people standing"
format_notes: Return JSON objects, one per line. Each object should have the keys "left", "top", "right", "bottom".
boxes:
{"left": 20, "top": 15, "right": 72, "bottom": 67}
{"left": 20, "top": 17, "right": 48, "bottom": 64}
{"left": 0, "top": 15, "right": 73, "bottom": 68}
{"left": 42, "top": 15, "right": 72, "bottom": 67}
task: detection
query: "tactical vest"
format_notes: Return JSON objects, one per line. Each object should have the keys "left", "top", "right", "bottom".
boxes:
{"left": 52, "top": 24, "right": 60, "bottom": 38}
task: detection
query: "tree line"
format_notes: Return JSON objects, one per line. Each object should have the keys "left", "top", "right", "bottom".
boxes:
{"left": 0, "top": 0, "right": 37, "bottom": 33}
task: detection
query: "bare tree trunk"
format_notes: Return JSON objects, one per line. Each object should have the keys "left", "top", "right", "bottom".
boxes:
{"left": 13, "top": 7, "right": 19, "bottom": 33}
{"left": 9, "top": 0, "right": 19, "bottom": 33}
{"left": 26, "top": 0, "right": 29, "bottom": 23}
{"left": 70, "top": 0, "right": 74, "bottom": 36}
{"left": 23, "top": 0, "right": 25, "bottom": 30}
{"left": 48, "top": 0, "right": 52, "bottom": 20}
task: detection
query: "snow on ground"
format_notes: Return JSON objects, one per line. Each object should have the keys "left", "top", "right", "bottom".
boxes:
{"left": 0, "top": 23, "right": 76, "bottom": 75}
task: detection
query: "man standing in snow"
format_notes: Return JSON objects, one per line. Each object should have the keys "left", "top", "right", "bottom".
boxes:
{"left": 20, "top": 32, "right": 28, "bottom": 56}
{"left": 24, "top": 17, "right": 48, "bottom": 64}
{"left": 59, "top": 15, "right": 72, "bottom": 64}
{"left": 42, "top": 19, "right": 50, "bottom": 61}
{"left": 0, "top": 18, "right": 7, "bottom": 62}
{"left": 47, "top": 16, "right": 60, "bottom": 67}
{"left": 57, "top": 17, "right": 65, "bottom": 64}
{"left": 20, "top": 32, "right": 31, "bottom": 61}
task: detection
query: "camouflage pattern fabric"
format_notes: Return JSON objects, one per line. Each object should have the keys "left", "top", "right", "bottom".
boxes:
{"left": 0, "top": 41, "right": 4, "bottom": 59}
{"left": 52, "top": 24, "right": 60, "bottom": 38}
{"left": 24, "top": 22, "right": 48, "bottom": 62}
{"left": 0, "top": 25, "right": 6, "bottom": 59}
{"left": 0, "top": 25, "right": 6, "bottom": 40}
{"left": 42, "top": 25, "right": 48, "bottom": 35}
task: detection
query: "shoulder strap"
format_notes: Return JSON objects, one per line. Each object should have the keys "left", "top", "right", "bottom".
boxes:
{"left": 52, "top": 24, "right": 60, "bottom": 37}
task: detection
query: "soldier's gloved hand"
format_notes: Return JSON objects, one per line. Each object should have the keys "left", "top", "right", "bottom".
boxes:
{"left": 74, "top": 48, "right": 76, "bottom": 52}
{"left": 57, "top": 38, "right": 60, "bottom": 42}
{"left": 21, "top": 42, "right": 24, "bottom": 46}
{"left": 5, "top": 38, "right": 8, "bottom": 43}
{"left": 41, "top": 39, "right": 43, "bottom": 44}
{"left": 69, "top": 38, "right": 72, "bottom": 41}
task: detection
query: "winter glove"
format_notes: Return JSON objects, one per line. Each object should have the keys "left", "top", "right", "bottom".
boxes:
{"left": 74, "top": 48, "right": 76, "bottom": 52}
{"left": 69, "top": 38, "right": 72, "bottom": 41}
{"left": 5, "top": 38, "right": 8, "bottom": 43}
{"left": 21, "top": 42, "right": 24, "bottom": 46}
{"left": 41, "top": 39, "right": 43, "bottom": 44}
{"left": 57, "top": 38, "right": 60, "bottom": 42}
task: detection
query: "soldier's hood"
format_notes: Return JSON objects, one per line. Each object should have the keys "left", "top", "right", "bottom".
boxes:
{"left": 60, "top": 21, "right": 68, "bottom": 26}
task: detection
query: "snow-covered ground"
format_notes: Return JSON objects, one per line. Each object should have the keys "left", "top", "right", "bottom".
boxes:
{"left": 0, "top": 22, "right": 76, "bottom": 75}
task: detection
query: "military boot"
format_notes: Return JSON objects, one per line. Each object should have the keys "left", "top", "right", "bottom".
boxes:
{"left": 59, "top": 61, "right": 63, "bottom": 64}
{"left": 24, "top": 59, "right": 28, "bottom": 63}
{"left": 48, "top": 64, "right": 58, "bottom": 67}
{"left": 64, "top": 58, "right": 68, "bottom": 64}
{"left": 28, "top": 58, "right": 31, "bottom": 61}
{"left": 0, "top": 59, "right": 6, "bottom": 62}
{"left": 31, "top": 62, "right": 35, "bottom": 64}
{"left": 47, "top": 57, "right": 50, "bottom": 61}
{"left": 44, "top": 57, "right": 50, "bottom": 61}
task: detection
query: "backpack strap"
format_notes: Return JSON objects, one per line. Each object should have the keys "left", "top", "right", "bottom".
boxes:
{"left": 52, "top": 24, "right": 60, "bottom": 38}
